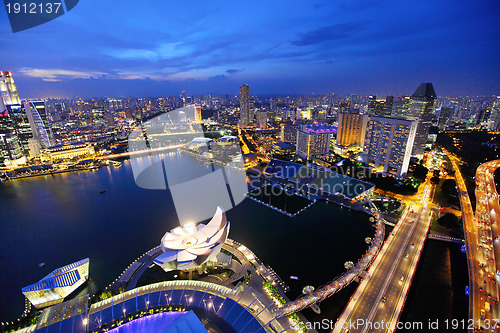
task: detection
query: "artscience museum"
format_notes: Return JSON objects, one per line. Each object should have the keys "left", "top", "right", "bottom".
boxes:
{"left": 153, "top": 206, "right": 230, "bottom": 272}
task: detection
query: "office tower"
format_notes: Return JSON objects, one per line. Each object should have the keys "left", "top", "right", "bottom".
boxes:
{"left": 281, "top": 124, "right": 300, "bottom": 143}
{"left": 105, "top": 110, "right": 115, "bottom": 127}
{"left": 391, "top": 96, "right": 412, "bottom": 118}
{"left": 367, "top": 95, "right": 377, "bottom": 114}
{"left": 7, "top": 104, "right": 33, "bottom": 152}
{"left": 475, "top": 101, "right": 492, "bottom": 125}
{"left": 363, "top": 116, "right": 418, "bottom": 178}
{"left": 249, "top": 97, "right": 255, "bottom": 123}
{"left": 0, "top": 129, "right": 23, "bottom": 167}
{"left": 92, "top": 108, "right": 106, "bottom": 126}
{"left": 488, "top": 97, "right": 500, "bottom": 131}
{"left": 371, "top": 99, "right": 390, "bottom": 117}
{"left": 255, "top": 110, "right": 267, "bottom": 129}
{"left": 296, "top": 130, "right": 331, "bottom": 160}
{"left": 194, "top": 105, "right": 202, "bottom": 122}
{"left": 385, "top": 96, "right": 394, "bottom": 115}
{"left": 25, "top": 101, "right": 53, "bottom": 149}
{"left": 0, "top": 71, "right": 21, "bottom": 107}
{"left": 408, "top": 83, "right": 437, "bottom": 157}
{"left": 438, "top": 107, "right": 453, "bottom": 130}
{"left": 337, "top": 112, "right": 369, "bottom": 147}
{"left": 182, "top": 91, "right": 186, "bottom": 106}
{"left": 270, "top": 99, "right": 277, "bottom": 111}
{"left": 239, "top": 85, "right": 250, "bottom": 127}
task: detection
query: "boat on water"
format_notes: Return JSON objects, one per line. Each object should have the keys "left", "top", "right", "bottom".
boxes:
{"left": 290, "top": 275, "right": 299, "bottom": 280}
{"left": 100, "top": 189, "right": 108, "bottom": 194}
{"left": 38, "top": 262, "right": 45, "bottom": 268}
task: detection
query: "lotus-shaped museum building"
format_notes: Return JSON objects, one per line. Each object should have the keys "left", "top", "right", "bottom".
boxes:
{"left": 154, "top": 206, "right": 230, "bottom": 271}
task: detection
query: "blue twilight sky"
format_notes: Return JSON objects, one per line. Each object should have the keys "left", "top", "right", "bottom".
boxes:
{"left": 0, "top": 0, "right": 499, "bottom": 98}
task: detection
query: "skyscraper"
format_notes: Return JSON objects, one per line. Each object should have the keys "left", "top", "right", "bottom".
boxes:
{"left": 0, "top": 129, "right": 23, "bottom": 167}
{"left": 363, "top": 116, "right": 418, "bottom": 178}
{"left": 367, "top": 95, "right": 377, "bottom": 114}
{"left": 391, "top": 96, "right": 412, "bottom": 118}
{"left": 438, "top": 107, "right": 453, "bottom": 130}
{"left": 194, "top": 105, "right": 202, "bottom": 122}
{"left": 408, "top": 83, "right": 437, "bottom": 157}
{"left": 255, "top": 110, "right": 267, "bottom": 129}
{"left": 337, "top": 111, "right": 369, "bottom": 147}
{"left": 0, "top": 71, "right": 21, "bottom": 107}
{"left": 296, "top": 130, "right": 330, "bottom": 160}
{"left": 239, "top": 85, "right": 250, "bottom": 127}
{"left": 281, "top": 124, "right": 300, "bottom": 143}
{"left": 0, "top": 71, "right": 29, "bottom": 161}
{"left": 25, "top": 101, "right": 53, "bottom": 149}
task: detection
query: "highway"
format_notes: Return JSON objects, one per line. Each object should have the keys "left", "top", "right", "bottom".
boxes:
{"left": 474, "top": 159, "right": 500, "bottom": 331}
{"left": 333, "top": 175, "right": 434, "bottom": 333}
{"left": 447, "top": 152, "right": 500, "bottom": 332}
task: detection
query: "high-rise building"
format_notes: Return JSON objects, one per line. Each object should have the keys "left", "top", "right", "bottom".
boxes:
{"left": 367, "top": 95, "right": 377, "bottom": 114}
{"left": 488, "top": 97, "right": 500, "bottom": 131}
{"left": 385, "top": 95, "right": 394, "bottom": 116}
{"left": 255, "top": 110, "right": 267, "bottom": 129}
{"left": 296, "top": 130, "right": 330, "bottom": 160}
{"left": 7, "top": 104, "right": 33, "bottom": 152}
{"left": 391, "top": 96, "right": 412, "bottom": 118}
{"left": 337, "top": 111, "right": 369, "bottom": 147}
{"left": 408, "top": 83, "right": 437, "bottom": 157}
{"left": 249, "top": 97, "right": 255, "bottom": 123}
{"left": 438, "top": 107, "right": 453, "bottom": 130}
{"left": 239, "top": 85, "right": 250, "bottom": 127}
{"left": 0, "top": 129, "right": 23, "bottom": 167}
{"left": 475, "top": 101, "right": 492, "bottom": 125}
{"left": 0, "top": 71, "right": 21, "bottom": 107}
{"left": 25, "top": 101, "right": 53, "bottom": 149}
{"left": 194, "top": 105, "right": 202, "bottom": 122}
{"left": 280, "top": 124, "right": 300, "bottom": 143}
{"left": 363, "top": 116, "right": 418, "bottom": 178}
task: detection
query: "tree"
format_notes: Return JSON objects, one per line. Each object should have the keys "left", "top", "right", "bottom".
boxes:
{"left": 437, "top": 213, "right": 460, "bottom": 229}
{"left": 413, "top": 164, "right": 429, "bottom": 180}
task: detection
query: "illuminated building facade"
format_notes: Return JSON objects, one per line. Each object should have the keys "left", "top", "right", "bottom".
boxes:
{"left": 438, "top": 106, "right": 453, "bottom": 130}
{"left": 408, "top": 83, "right": 437, "bottom": 157}
{"left": 337, "top": 112, "right": 368, "bottom": 147}
{"left": 255, "top": 110, "right": 267, "bottom": 129}
{"left": 22, "top": 258, "right": 89, "bottom": 308}
{"left": 363, "top": 116, "right": 417, "bottom": 178}
{"left": 239, "top": 85, "right": 250, "bottom": 127}
{"left": 296, "top": 130, "right": 330, "bottom": 160}
{"left": 194, "top": 105, "right": 202, "bottom": 122}
{"left": 0, "top": 71, "right": 21, "bottom": 106}
{"left": 154, "top": 206, "right": 230, "bottom": 272}
{"left": 280, "top": 124, "right": 299, "bottom": 143}
{"left": 0, "top": 129, "right": 24, "bottom": 167}
{"left": 40, "top": 143, "right": 95, "bottom": 163}
{"left": 25, "top": 101, "right": 53, "bottom": 149}
{"left": 391, "top": 96, "right": 412, "bottom": 118}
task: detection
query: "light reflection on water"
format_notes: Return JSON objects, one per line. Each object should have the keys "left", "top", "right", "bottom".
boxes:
{"left": 0, "top": 153, "right": 372, "bottom": 322}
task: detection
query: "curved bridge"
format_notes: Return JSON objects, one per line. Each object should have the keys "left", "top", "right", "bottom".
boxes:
{"left": 274, "top": 199, "right": 385, "bottom": 318}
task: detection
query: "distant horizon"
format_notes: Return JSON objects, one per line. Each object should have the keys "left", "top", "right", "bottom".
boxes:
{"left": 1, "top": 0, "right": 499, "bottom": 100}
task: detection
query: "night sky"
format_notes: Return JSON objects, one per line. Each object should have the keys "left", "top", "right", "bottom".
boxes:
{"left": 1, "top": 0, "right": 499, "bottom": 98}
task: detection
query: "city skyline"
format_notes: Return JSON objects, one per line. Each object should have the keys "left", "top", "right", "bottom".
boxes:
{"left": 0, "top": 0, "right": 499, "bottom": 98}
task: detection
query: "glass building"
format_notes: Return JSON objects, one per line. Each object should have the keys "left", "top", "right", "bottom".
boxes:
{"left": 25, "top": 101, "right": 54, "bottom": 149}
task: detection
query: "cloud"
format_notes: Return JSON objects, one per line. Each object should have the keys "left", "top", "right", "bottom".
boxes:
{"left": 226, "top": 69, "right": 240, "bottom": 74}
{"left": 292, "top": 22, "right": 365, "bottom": 46}
{"left": 105, "top": 42, "right": 193, "bottom": 62}
{"left": 19, "top": 68, "right": 107, "bottom": 81}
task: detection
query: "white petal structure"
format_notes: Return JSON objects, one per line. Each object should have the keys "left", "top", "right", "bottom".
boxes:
{"left": 154, "top": 206, "right": 230, "bottom": 271}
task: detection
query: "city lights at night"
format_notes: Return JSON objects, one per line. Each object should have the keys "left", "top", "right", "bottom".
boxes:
{"left": 0, "top": 1, "right": 499, "bottom": 333}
